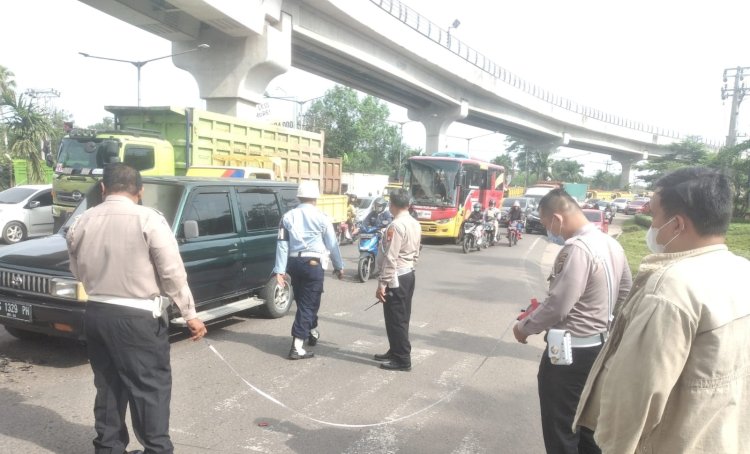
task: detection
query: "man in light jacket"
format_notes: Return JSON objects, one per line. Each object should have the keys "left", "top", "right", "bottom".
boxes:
{"left": 575, "top": 166, "right": 750, "bottom": 453}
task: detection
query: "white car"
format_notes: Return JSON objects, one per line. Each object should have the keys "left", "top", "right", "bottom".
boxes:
{"left": 0, "top": 185, "right": 54, "bottom": 244}
{"left": 611, "top": 198, "right": 629, "bottom": 213}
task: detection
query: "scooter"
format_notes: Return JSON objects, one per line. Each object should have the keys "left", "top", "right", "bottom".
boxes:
{"left": 483, "top": 220, "right": 497, "bottom": 248}
{"left": 507, "top": 220, "right": 522, "bottom": 247}
{"left": 462, "top": 221, "right": 485, "bottom": 253}
{"left": 338, "top": 221, "right": 358, "bottom": 245}
{"left": 357, "top": 224, "right": 380, "bottom": 282}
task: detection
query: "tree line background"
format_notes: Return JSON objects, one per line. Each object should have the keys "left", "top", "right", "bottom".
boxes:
{"left": 2, "top": 69, "right": 749, "bottom": 217}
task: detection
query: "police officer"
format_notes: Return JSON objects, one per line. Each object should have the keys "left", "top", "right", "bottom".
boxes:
{"left": 373, "top": 189, "right": 422, "bottom": 371}
{"left": 512, "top": 189, "right": 632, "bottom": 454}
{"left": 67, "top": 163, "right": 207, "bottom": 454}
{"left": 274, "top": 180, "right": 344, "bottom": 360}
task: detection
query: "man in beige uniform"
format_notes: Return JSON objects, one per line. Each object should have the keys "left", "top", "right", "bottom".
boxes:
{"left": 513, "top": 189, "right": 632, "bottom": 454}
{"left": 575, "top": 167, "right": 750, "bottom": 453}
{"left": 373, "top": 189, "right": 421, "bottom": 371}
{"left": 67, "top": 163, "right": 206, "bottom": 454}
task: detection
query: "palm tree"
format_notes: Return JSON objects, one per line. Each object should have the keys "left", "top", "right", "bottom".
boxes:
{"left": 2, "top": 73, "right": 54, "bottom": 184}
{"left": 551, "top": 159, "right": 584, "bottom": 182}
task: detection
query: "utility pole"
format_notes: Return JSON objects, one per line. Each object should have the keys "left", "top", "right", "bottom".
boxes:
{"left": 721, "top": 66, "right": 750, "bottom": 147}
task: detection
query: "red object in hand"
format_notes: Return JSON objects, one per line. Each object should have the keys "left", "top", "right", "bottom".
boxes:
{"left": 517, "top": 298, "right": 540, "bottom": 321}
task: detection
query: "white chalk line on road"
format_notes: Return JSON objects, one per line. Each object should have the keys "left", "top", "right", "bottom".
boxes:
{"left": 204, "top": 317, "right": 516, "bottom": 429}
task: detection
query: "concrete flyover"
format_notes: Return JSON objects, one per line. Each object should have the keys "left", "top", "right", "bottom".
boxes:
{"left": 78, "top": 0, "right": 722, "bottom": 186}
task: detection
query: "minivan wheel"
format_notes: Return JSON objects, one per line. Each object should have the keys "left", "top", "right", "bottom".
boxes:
{"left": 260, "top": 276, "right": 293, "bottom": 318}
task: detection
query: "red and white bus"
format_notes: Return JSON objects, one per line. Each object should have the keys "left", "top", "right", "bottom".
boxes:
{"left": 405, "top": 153, "right": 506, "bottom": 239}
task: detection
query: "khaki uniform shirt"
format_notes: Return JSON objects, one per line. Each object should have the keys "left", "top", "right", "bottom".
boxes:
{"left": 575, "top": 245, "right": 750, "bottom": 453}
{"left": 66, "top": 195, "right": 197, "bottom": 320}
{"left": 518, "top": 224, "right": 632, "bottom": 337}
{"left": 376, "top": 211, "right": 421, "bottom": 290}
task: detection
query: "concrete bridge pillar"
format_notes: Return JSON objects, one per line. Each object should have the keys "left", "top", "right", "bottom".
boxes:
{"left": 613, "top": 157, "right": 639, "bottom": 189}
{"left": 408, "top": 101, "right": 469, "bottom": 154}
{"left": 172, "top": 12, "right": 292, "bottom": 118}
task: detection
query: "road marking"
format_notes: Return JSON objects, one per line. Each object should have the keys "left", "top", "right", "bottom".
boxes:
{"left": 451, "top": 430, "right": 487, "bottom": 454}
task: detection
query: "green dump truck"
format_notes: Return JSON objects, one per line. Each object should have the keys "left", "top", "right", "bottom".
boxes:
{"left": 50, "top": 106, "right": 344, "bottom": 229}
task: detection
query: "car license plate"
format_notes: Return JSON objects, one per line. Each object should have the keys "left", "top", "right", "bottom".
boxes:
{"left": 360, "top": 234, "right": 374, "bottom": 239}
{"left": 0, "top": 301, "right": 32, "bottom": 322}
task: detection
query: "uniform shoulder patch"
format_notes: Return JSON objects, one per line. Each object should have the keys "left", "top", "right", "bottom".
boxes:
{"left": 554, "top": 252, "right": 568, "bottom": 274}
{"left": 386, "top": 226, "right": 396, "bottom": 243}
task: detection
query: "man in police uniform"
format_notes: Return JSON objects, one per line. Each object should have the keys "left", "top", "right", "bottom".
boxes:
{"left": 374, "top": 189, "right": 421, "bottom": 371}
{"left": 67, "top": 163, "right": 207, "bottom": 454}
{"left": 274, "top": 180, "right": 344, "bottom": 360}
{"left": 512, "top": 188, "right": 632, "bottom": 454}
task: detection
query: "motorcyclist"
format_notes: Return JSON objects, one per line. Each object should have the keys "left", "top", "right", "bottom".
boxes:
{"left": 508, "top": 200, "right": 525, "bottom": 239}
{"left": 467, "top": 202, "right": 484, "bottom": 224}
{"left": 342, "top": 195, "right": 358, "bottom": 242}
{"left": 484, "top": 199, "right": 501, "bottom": 242}
{"left": 364, "top": 197, "right": 393, "bottom": 230}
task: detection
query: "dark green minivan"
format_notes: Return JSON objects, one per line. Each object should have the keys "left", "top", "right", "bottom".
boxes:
{"left": 0, "top": 176, "right": 298, "bottom": 340}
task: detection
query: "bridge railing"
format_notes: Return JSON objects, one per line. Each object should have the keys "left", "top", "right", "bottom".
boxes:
{"left": 369, "top": 0, "right": 723, "bottom": 149}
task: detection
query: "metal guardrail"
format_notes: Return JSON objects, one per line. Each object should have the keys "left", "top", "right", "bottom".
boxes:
{"left": 369, "top": 0, "right": 724, "bottom": 149}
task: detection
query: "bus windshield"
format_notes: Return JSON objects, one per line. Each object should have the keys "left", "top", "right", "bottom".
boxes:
{"left": 406, "top": 160, "right": 460, "bottom": 207}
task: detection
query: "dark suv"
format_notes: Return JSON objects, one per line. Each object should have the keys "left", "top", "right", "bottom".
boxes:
{"left": 0, "top": 176, "right": 299, "bottom": 340}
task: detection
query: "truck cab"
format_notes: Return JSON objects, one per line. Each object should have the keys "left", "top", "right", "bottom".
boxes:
{"left": 50, "top": 129, "right": 175, "bottom": 230}
{"left": 0, "top": 176, "right": 299, "bottom": 341}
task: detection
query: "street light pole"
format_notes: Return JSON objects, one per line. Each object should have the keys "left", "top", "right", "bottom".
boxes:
{"left": 79, "top": 44, "right": 210, "bottom": 107}
{"left": 721, "top": 66, "right": 750, "bottom": 147}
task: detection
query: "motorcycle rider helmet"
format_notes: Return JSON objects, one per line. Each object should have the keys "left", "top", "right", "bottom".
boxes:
{"left": 473, "top": 202, "right": 482, "bottom": 212}
{"left": 512, "top": 200, "right": 520, "bottom": 208}
{"left": 373, "top": 197, "right": 388, "bottom": 213}
{"left": 489, "top": 200, "right": 496, "bottom": 207}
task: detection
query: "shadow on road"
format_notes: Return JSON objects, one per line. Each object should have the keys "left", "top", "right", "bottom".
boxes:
{"left": 0, "top": 388, "right": 92, "bottom": 454}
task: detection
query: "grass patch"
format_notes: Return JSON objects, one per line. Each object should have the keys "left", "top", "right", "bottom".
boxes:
{"left": 617, "top": 219, "right": 750, "bottom": 276}
{"left": 616, "top": 220, "right": 650, "bottom": 276}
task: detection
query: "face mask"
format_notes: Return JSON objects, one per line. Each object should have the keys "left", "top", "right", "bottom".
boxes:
{"left": 645, "top": 217, "right": 678, "bottom": 253}
{"left": 546, "top": 215, "right": 565, "bottom": 246}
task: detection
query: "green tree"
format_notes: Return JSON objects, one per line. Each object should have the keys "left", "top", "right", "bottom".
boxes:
{"left": 0, "top": 67, "right": 56, "bottom": 184}
{"left": 636, "top": 138, "right": 711, "bottom": 186}
{"left": 505, "top": 136, "right": 553, "bottom": 183}
{"left": 710, "top": 139, "right": 750, "bottom": 215}
{"left": 588, "top": 170, "right": 620, "bottom": 190}
{"left": 551, "top": 159, "right": 584, "bottom": 182}
{"left": 87, "top": 116, "right": 115, "bottom": 131}
{"left": 301, "top": 86, "right": 419, "bottom": 179}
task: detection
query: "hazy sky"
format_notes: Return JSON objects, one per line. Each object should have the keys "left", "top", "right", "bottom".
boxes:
{"left": 2, "top": 0, "right": 748, "bottom": 177}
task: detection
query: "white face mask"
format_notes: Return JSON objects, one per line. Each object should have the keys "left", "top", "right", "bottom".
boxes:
{"left": 645, "top": 217, "right": 679, "bottom": 253}
{"left": 546, "top": 215, "right": 565, "bottom": 246}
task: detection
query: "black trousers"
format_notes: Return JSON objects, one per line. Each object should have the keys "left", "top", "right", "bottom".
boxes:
{"left": 288, "top": 257, "right": 324, "bottom": 340}
{"left": 85, "top": 303, "right": 173, "bottom": 454}
{"left": 537, "top": 343, "right": 602, "bottom": 454}
{"left": 382, "top": 271, "right": 415, "bottom": 365}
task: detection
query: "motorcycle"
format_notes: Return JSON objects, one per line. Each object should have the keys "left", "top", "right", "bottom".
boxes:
{"left": 606, "top": 206, "right": 616, "bottom": 224}
{"left": 483, "top": 220, "right": 497, "bottom": 248}
{"left": 462, "top": 221, "right": 485, "bottom": 253}
{"left": 338, "top": 220, "right": 358, "bottom": 245}
{"left": 507, "top": 220, "right": 522, "bottom": 247}
{"left": 357, "top": 224, "right": 381, "bottom": 282}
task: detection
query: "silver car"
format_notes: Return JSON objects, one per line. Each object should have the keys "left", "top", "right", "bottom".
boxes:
{"left": 0, "top": 185, "right": 54, "bottom": 244}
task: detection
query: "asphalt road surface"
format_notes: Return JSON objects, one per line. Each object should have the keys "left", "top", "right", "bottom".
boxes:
{"left": 0, "top": 217, "right": 625, "bottom": 453}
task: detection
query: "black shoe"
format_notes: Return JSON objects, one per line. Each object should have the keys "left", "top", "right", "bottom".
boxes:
{"left": 373, "top": 352, "right": 393, "bottom": 361}
{"left": 127, "top": 451, "right": 144, "bottom": 454}
{"left": 308, "top": 328, "right": 319, "bottom": 347}
{"left": 288, "top": 348, "right": 315, "bottom": 360}
{"left": 380, "top": 361, "right": 411, "bottom": 371}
